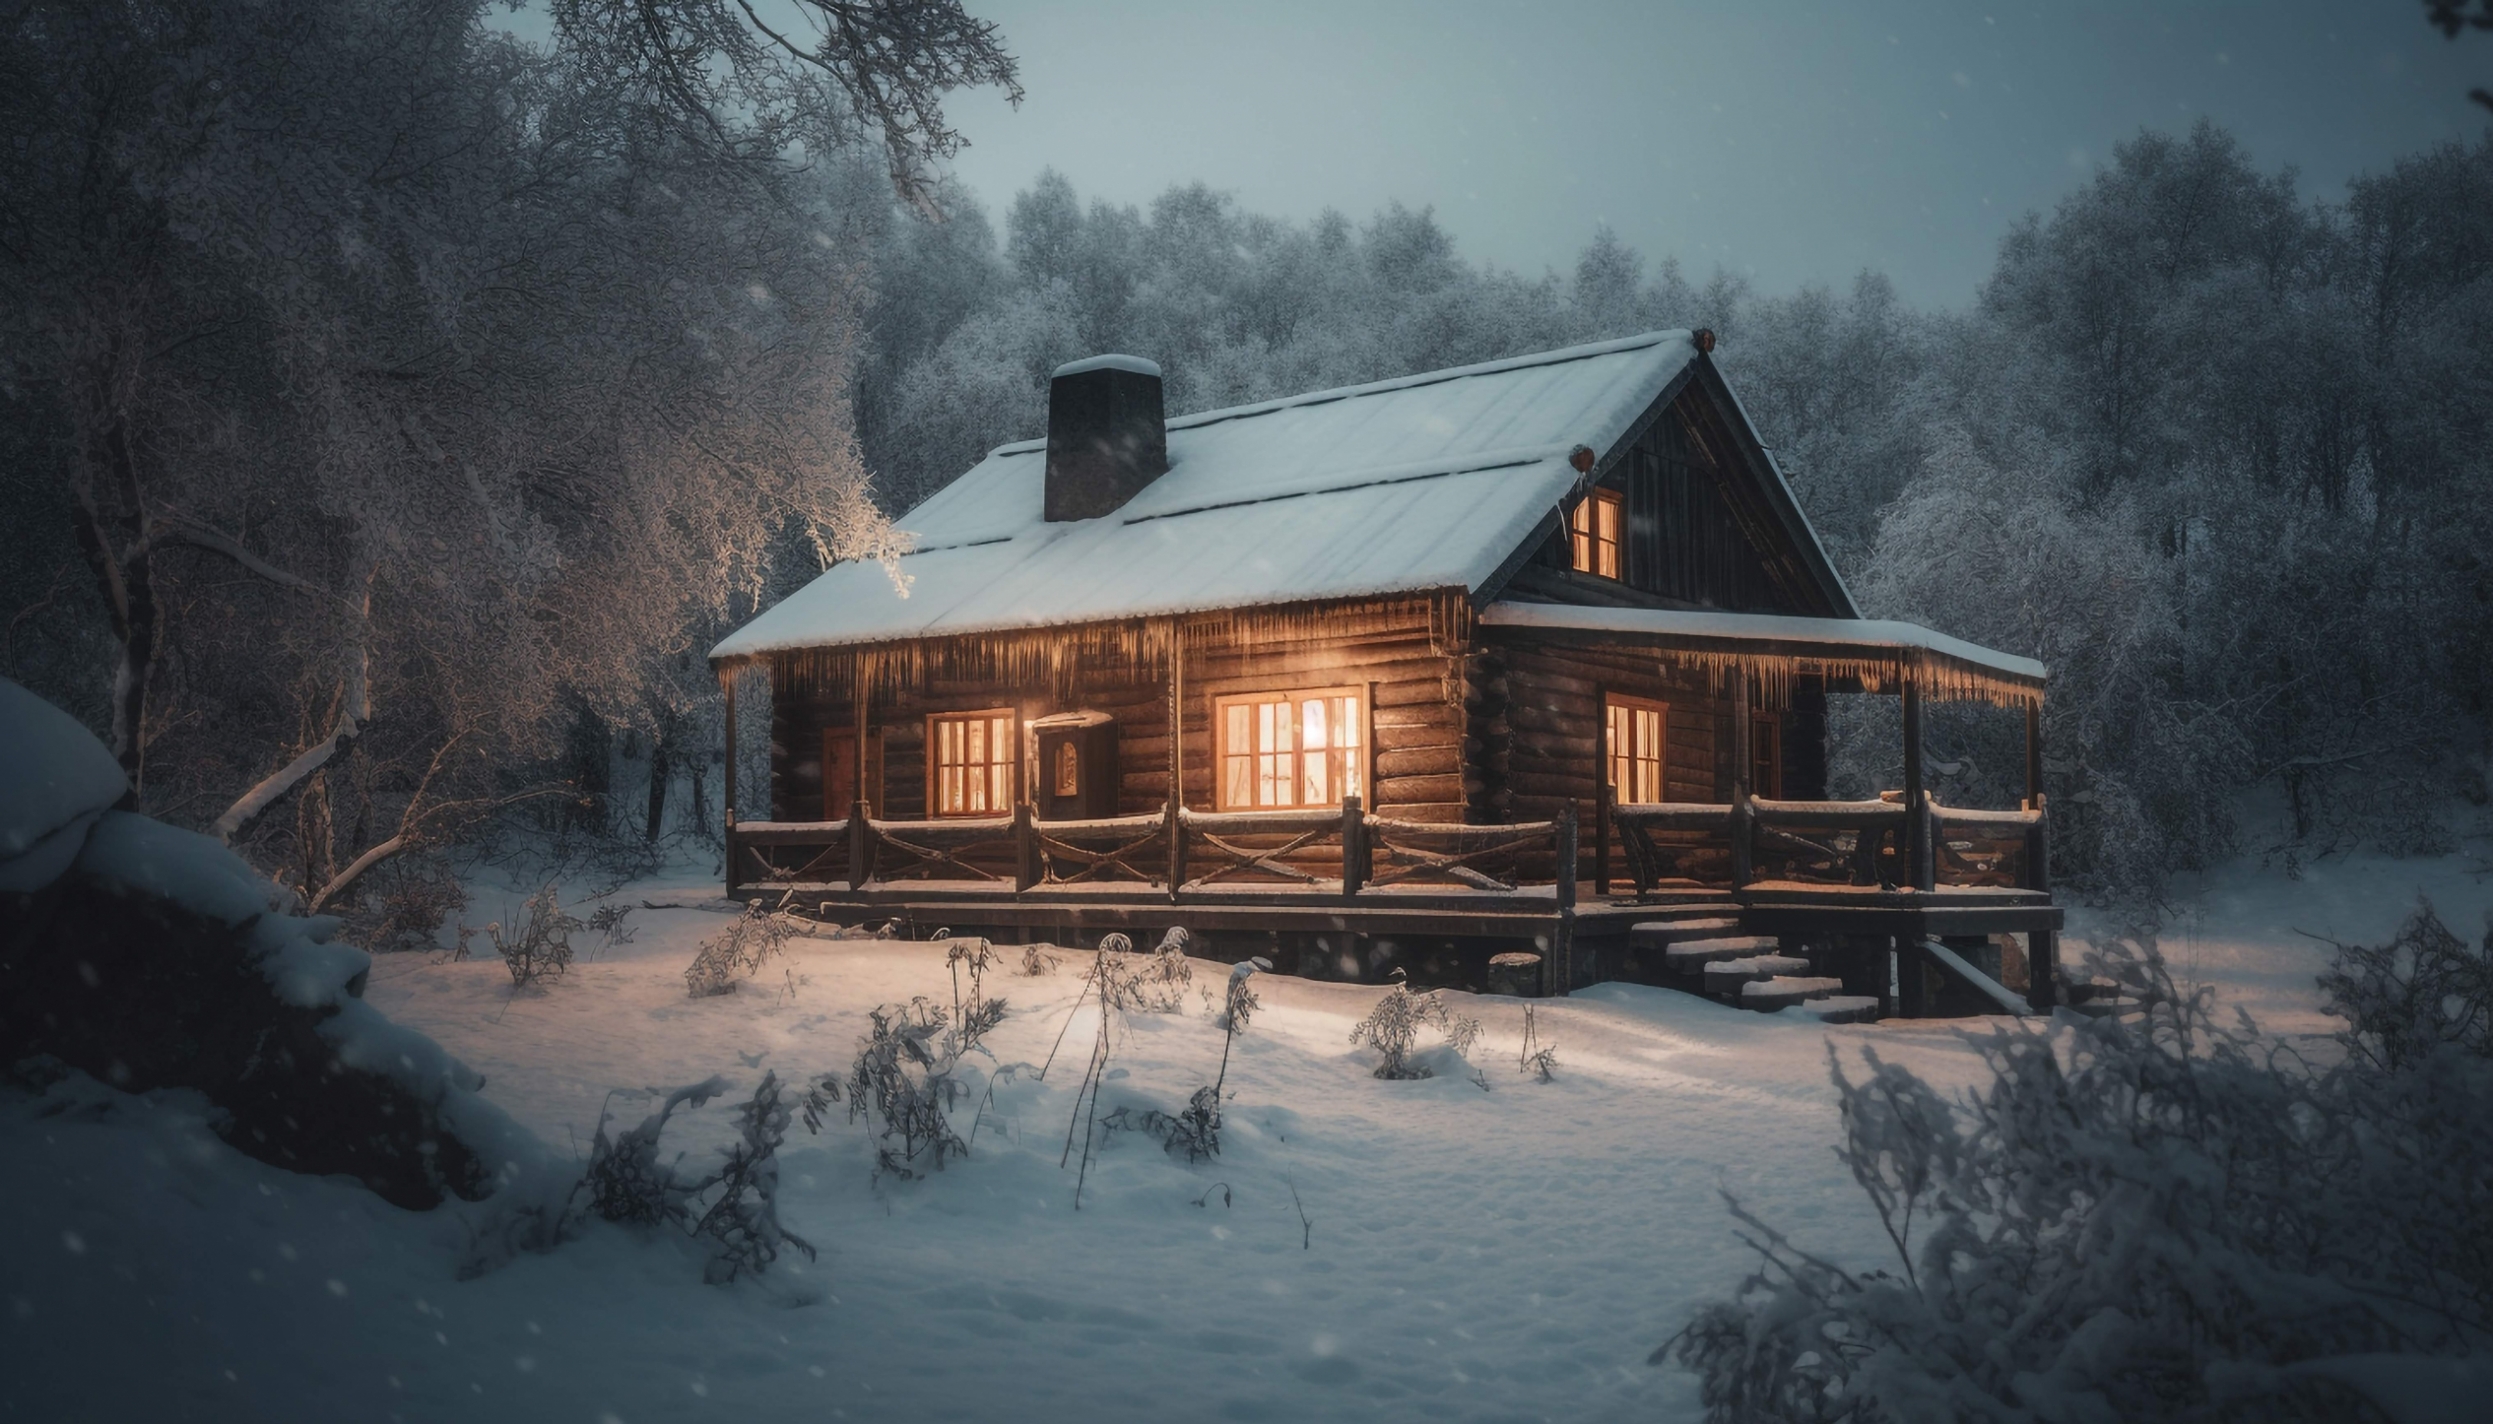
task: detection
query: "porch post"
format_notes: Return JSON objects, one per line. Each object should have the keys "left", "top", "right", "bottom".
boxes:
{"left": 2024, "top": 698, "right": 2043, "bottom": 810}
{"left": 1900, "top": 667, "right": 1925, "bottom": 890}
{"left": 855, "top": 661, "right": 872, "bottom": 819}
{"left": 1730, "top": 672, "right": 1754, "bottom": 885}
{"left": 1166, "top": 617, "right": 1184, "bottom": 900}
{"left": 723, "top": 667, "right": 738, "bottom": 828}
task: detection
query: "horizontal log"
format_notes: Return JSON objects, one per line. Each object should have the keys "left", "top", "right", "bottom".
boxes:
{"left": 1370, "top": 800, "right": 1465, "bottom": 824}
{"left": 1505, "top": 769, "right": 1599, "bottom": 801}
{"left": 1375, "top": 772, "right": 1473, "bottom": 805}
{"left": 1373, "top": 722, "right": 1467, "bottom": 753}
{"left": 1614, "top": 802, "right": 1736, "bottom": 832}
{"left": 1188, "top": 646, "right": 1444, "bottom": 683}
{"left": 1373, "top": 676, "right": 1451, "bottom": 708}
{"left": 1504, "top": 748, "right": 1597, "bottom": 779}
{"left": 1509, "top": 704, "right": 1599, "bottom": 738}
{"left": 1505, "top": 668, "right": 1620, "bottom": 701}
{"left": 1753, "top": 800, "right": 1907, "bottom": 829}
{"left": 1178, "top": 807, "right": 1341, "bottom": 836}
{"left": 1374, "top": 745, "right": 1464, "bottom": 779}
{"left": 1373, "top": 703, "right": 1459, "bottom": 732}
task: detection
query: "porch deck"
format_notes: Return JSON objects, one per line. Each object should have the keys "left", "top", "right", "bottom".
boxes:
{"left": 726, "top": 794, "right": 2061, "bottom": 1017}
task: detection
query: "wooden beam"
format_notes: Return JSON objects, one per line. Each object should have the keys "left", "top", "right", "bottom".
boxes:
{"left": 1551, "top": 802, "right": 1577, "bottom": 996}
{"left": 1900, "top": 670, "right": 1925, "bottom": 889}
{"left": 723, "top": 669, "right": 738, "bottom": 828}
{"left": 1167, "top": 616, "right": 1184, "bottom": 901}
{"left": 2024, "top": 699, "right": 2042, "bottom": 810}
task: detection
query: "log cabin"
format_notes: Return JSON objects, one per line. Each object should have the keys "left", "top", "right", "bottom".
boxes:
{"left": 710, "top": 331, "right": 2061, "bottom": 1020}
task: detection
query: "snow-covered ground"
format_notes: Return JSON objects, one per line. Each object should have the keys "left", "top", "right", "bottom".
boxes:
{"left": 6, "top": 848, "right": 2486, "bottom": 1424}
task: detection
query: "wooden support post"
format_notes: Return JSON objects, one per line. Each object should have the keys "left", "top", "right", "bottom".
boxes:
{"left": 1014, "top": 800, "right": 1037, "bottom": 892}
{"left": 1900, "top": 672, "right": 1925, "bottom": 890}
{"left": 847, "top": 795, "right": 870, "bottom": 892}
{"left": 1731, "top": 671, "right": 1752, "bottom": 803}
{"left": 1595, "top": 785, "right": 1611, "bottom": 897}
{"left": 1896, "top": 935, "right": 1926, "bottom": 1018}
{"left": 855, "top": 664, "right": 872, "bottom": 819}
{"left": 2026, "top": 807, "right": 2057, "bottom": 1012}
{"left": 722, "top": 669, "right": 738, "bottom": 829}
{"left": 1166, "top": 617, "right": 1184, "bottom": 901}
{"left": 1341, "top": 793, "right": 1366, "bottom": 899}
{"left": 1551, "top": 802, "right": 1578, "bottom": 996}
{"left": 2023, "top": 698, "right": 2043, "bottom": 811}
{"left": 1730, "top": 789, "right": 1754, "bottom": 886}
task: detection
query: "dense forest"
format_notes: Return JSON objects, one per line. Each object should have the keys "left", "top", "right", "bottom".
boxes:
{"left": 846, "top": 121, "right": 2493, "bottom": 899}
{"left": 6, "top": 0, "right": 2489, "bottom": 930}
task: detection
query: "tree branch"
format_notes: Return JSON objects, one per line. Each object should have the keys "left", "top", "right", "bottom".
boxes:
{"left": 146, "top": 518, "right": 339, "bottom": 601}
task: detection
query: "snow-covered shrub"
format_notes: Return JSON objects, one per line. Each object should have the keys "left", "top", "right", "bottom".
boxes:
{"left": 1661, "top": 916, "right": 2493, "bottom": 1423}
{"left": 487, "top": 886, "right": 580, "bottom": 987}
{"left": 840, "top": 998, "right": 970, "bottom": 1181}
{"left": 565, "top": 1073, "right": 816, "bottom": 1283}
{"left": 1018, "top": 944, "right": 1060, "bottom": 976}
{"left": 1101, "top": 927, "right": 1193, "bottom": 1013}
{"left": 691, "top": 1073, "right": 816, "bottom": 1284}
{"left": 2317, "top": 900, "right": 2493, "bottom": 1069}
{"left": 572, "top": 1078, "right": 730, "bottom": 1228}
{"left": 357, "top": 853, "right": 469, "bottom": 954}
{"left": 1104, "top": 1086, "right": 1223, "bottom": 1164}
{"left": 1517, "top": 1003, "right": 1558, "bottom": 1082}
{"left": 1105, "top": 958, "right": 1269, "bottom": 1166}
{"left": 586, "top": 903, "right": 637, "bottom": 953}
{"left": 947, "top": 939, "right": 1006, "bottom": 1050}
{"left": 1349, "top": 978, "right": 1481, "bottom": 1080}
{"left": 683, "top": 902, "right": 794, "bottom": 997}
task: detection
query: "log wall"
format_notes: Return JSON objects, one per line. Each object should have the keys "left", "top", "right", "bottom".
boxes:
{"left": 1476, "top": 638, "right": 1729, "bottom": 836}
{"left": 765, "top": 598, "right": 1465, "bottom": 825}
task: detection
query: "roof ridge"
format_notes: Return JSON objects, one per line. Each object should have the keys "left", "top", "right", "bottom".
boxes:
{"left": 980, "top": 329, "right": 1691, "bottom": 457}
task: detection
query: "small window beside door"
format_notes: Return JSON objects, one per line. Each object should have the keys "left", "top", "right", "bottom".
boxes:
{"left": 1604, "top": 694, "right": 1668, "bottom": 805}
{"left": 928, "top": 708, "right": 1016, "bottom": 817}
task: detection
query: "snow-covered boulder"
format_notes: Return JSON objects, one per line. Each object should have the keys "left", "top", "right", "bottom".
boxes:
{"left": 0, "top": 678, "right": 126, "bottom": 893}
{"left": 0, "top": 677, "right": 540, "bottom": 1209}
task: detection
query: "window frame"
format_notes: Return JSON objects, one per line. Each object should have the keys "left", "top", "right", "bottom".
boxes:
{"left": 1211, "top": 685, "right": 1368, "bottom": 812}
{"left": 1603, "top": 692, "right": 1670, "bottom": 806}
{"left": 924, "top": 707, "right": 1019, "bottom": 819}
{"left": 1568, "top": 485, "right": 1626, "bottom": 581}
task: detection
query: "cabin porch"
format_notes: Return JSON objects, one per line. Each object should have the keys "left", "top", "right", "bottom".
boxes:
{"left": 723, "top": 788, "right": 2062, "bottom": 1021}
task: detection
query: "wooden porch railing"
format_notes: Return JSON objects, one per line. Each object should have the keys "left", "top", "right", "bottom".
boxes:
{"left": 1606, "top": 790, "right": 2048, "bottom": 898}
{"left": 729, "top": 797, "right": 1578, "bottom": 903}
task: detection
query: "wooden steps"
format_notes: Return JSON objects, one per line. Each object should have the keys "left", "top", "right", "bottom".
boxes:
{"left": 1625, "top": 913, "right": 1883, "bottom": 1022}
{"left": 1740, "top": 976, "right": 1847, "bottom": 1009}
{"left": 1700, "top": 954, "right": 1814, "bottom": 988}
{"left": 1662, "top": 935, "right": 1780, "bottom": 971}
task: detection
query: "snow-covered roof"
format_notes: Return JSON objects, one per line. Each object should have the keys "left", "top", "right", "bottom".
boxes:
{"left": 1479, "top": 602, "right": 2047, "bottom": 685}
{"left": 714, "top": 331, "right": 1714, "bottom": 659}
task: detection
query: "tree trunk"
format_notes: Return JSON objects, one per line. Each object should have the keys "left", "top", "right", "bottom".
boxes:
{"left": 645, "top": 720, "right": 671, "bottom": 843}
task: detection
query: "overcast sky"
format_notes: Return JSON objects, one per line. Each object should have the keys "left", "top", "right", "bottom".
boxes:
{"left": 929, "top": 0, "right": 2489, "bottom": 307}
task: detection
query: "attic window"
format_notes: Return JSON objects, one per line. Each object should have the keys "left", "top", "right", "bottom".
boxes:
{"left": 1216, "top": 688, "right": 1364, "bottom": 810}
{"left": 929, "top": 708, "right": 1016, "bottom": 817}
{"left": 1569, "top": 487, "right": 1624, "bottom": 580}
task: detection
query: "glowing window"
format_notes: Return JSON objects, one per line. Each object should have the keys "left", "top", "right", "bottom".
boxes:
{"left": 1215, "top": 688, "right": 1364, "bottom": 811}
{"left": 1569, "top": 487, "right": 1625, "bottom": 580}
{"left": 928, "top": 709, "right": 1015, "bottom": 817}
{"left": 1605, "top": 694, "right": 1668, "bottom": 804}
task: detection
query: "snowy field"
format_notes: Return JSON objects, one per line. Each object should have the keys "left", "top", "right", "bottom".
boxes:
{"left": 6, "top": 848, "right": 2487, "bottom": 1424}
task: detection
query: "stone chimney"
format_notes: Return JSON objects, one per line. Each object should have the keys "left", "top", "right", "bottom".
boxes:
{"left": 1043, "top": 354, "right": 1167, "bottom": 522}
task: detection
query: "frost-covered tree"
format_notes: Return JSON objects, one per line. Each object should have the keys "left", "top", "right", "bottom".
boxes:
{"left": 0, "top": 0, "right": 1010, "bottom": 911}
